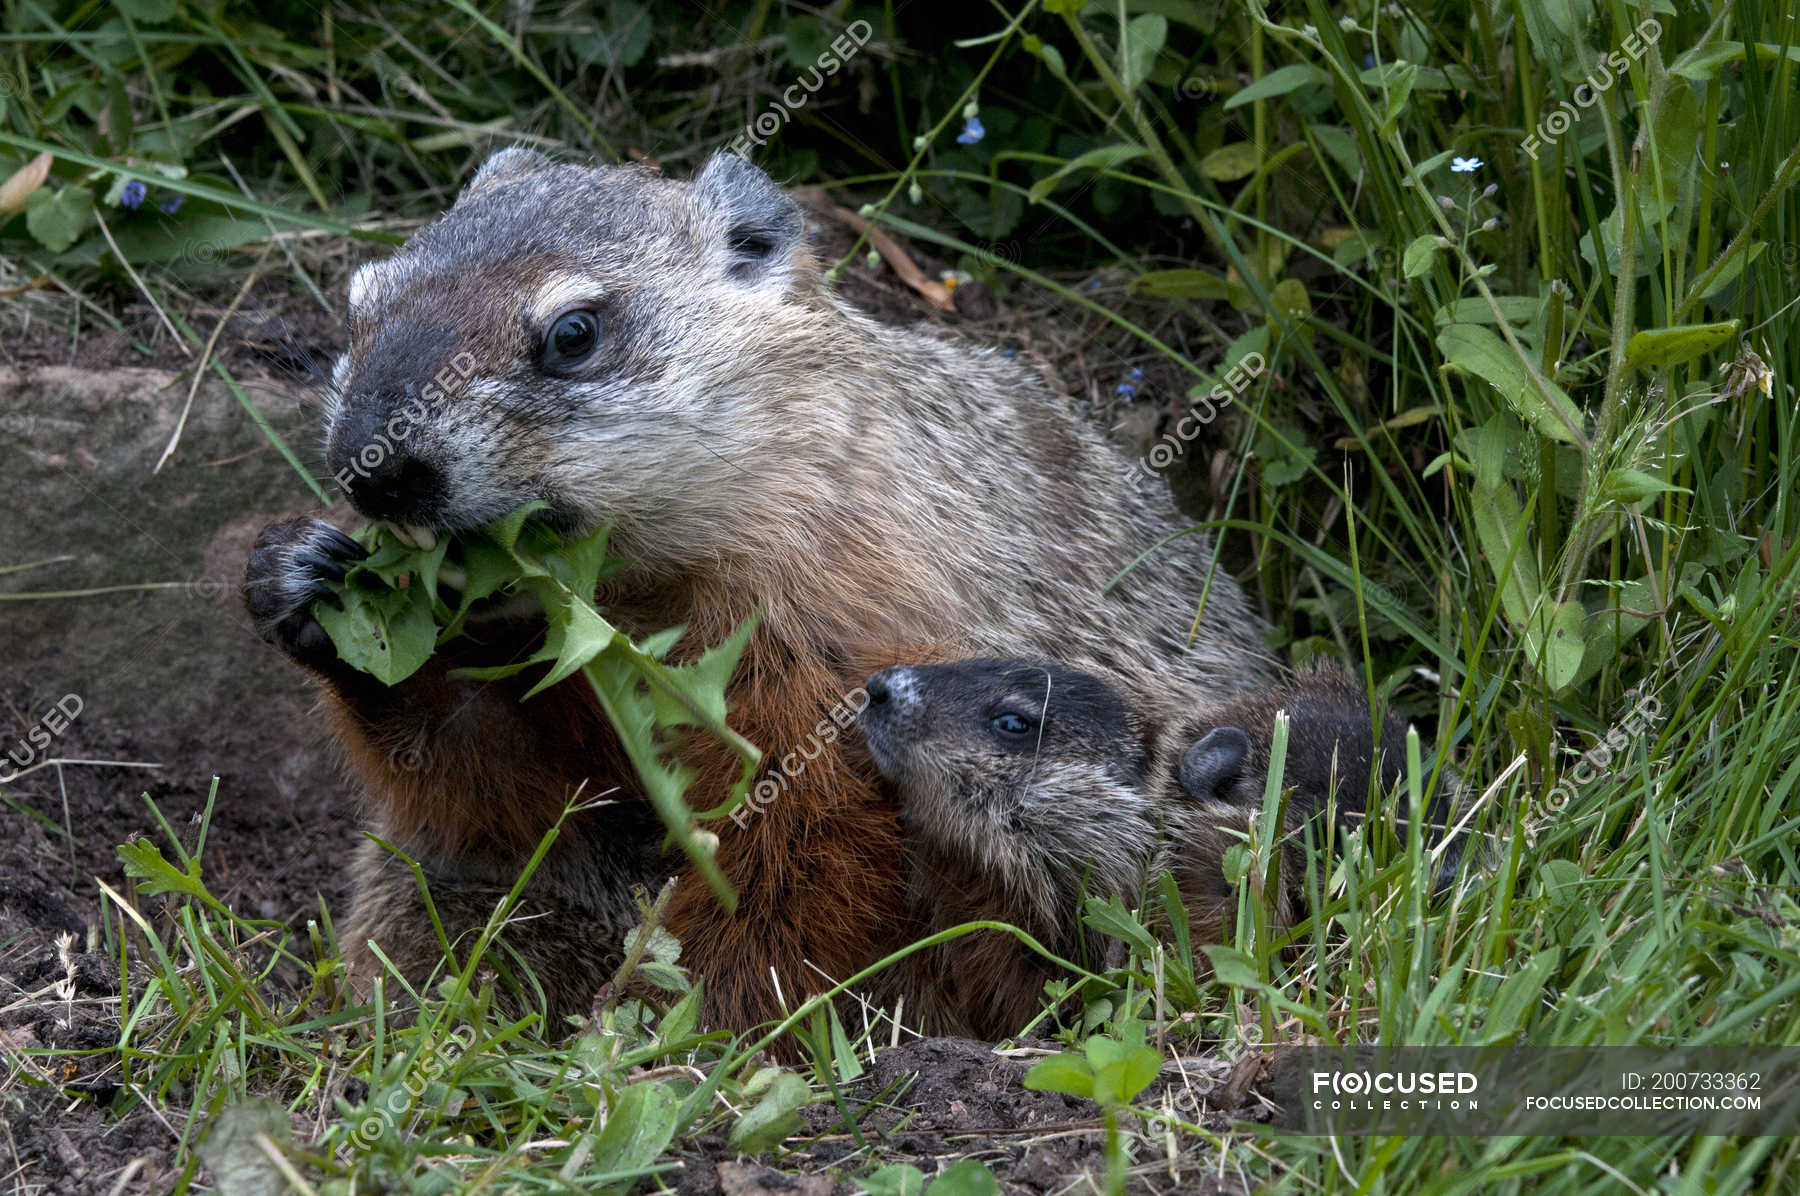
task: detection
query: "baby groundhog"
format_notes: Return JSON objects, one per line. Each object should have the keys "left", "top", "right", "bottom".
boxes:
{"left": 859, "top": 658, "right": 1458, "bottom": 1039}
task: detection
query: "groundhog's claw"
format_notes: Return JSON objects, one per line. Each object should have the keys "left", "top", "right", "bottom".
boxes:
{"left": 244, "top": 517, "right": 367, "bottom": 673}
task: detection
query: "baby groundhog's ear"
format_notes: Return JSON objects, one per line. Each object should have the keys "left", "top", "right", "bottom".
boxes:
{"left": 1178, "top": 727, "right": 1251, "bottom": 802}
{"left": 461, "top": 146, "right": 553, "bottom": 199}
{"left": 692, "top": 153, "right": 804, "bottom": 285}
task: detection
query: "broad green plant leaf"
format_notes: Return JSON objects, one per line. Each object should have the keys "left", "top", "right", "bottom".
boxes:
{"left": 1624, "top": 321, "right": 1741, "bottom": 370}
{"left": 1438, "top": 323, "right": 1584, "bottom": 443}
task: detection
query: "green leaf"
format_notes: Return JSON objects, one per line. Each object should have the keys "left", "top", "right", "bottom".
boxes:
{"left": 727, "top": 1068, "right": 813, "bottom": 1153}
{"left": 1118, "top": 14, "right": 1167, "bottom": 92}
{"left": 1482, "top": 953, "right": 1560, "bottom": 1042}
{"left": 1131, "top": 268, "right": 1238, "bottom": 301}
{"left": 1538, "top": 859, "right": 1584, "bottom": 907}
{"left": 1437, "top": 323, "right": 1584, "bottom": 443}
{"left": 1624, "top": 321, "right": 1741, "bottom": 370}
{"left": 1224, "top": 63, "right": 1329, "bottom": 108}
{"left": 112, "top": 0, "right": 179, "bottom": 22}
{"left": 1528, "top": 599, "right": 1586, "bottom": 695}
{"left": 1378, "top": 61, "right": 1418, "bottom": 134}
{"left": 1023, "top": 1053, "right": 1095, "bottom": 1099}
{"left": 520, "top": 591, "right": 618, "bottom": 698}
{"left": 1081, "top": 894, "right": 1159, "bottom": 957}
{"left": 196, "top": 1100, "right": 290, "bottom": 1196}
{"left": 1028, "top": 144, "right": 1149, "bottom": 202}
{"left": 586, "top": 1079, "right": 680, "bottom": 1186}
{"left": 1601, "top": 468, "right": 1689, "bottom": 504}
{"left": 1198, "top": 944, "right": 1262, "bottom": 987}
{"left": 927, "top": 1160, "right": 1000, "bottom": 1196}
{"left": 1402, "top": 234, "right": 1441, "bottom": 279}
{"left": 313, "top": 578, "right": 437, "bottom": 686}
{"left": 1469, "top": 478, "right": 1538, "bottom": 630}
{"left": 118, "top": 839, "right": 207, "bottom": 901}
{"left": 24, "top": 185, "right": 94, "bottom": 253}
{"left": 863, "top": 1164, "right": 926, "bottom": 1196}
{"left": 1200, "top": 142, "right": 1260, "bottom": 181}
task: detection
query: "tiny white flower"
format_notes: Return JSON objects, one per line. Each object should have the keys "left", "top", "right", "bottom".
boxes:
{"left": 1452, "top": 156, "right": 1483, "bottom": 173}
{"left": 1339, "top": 15, "right": 1358, "bottom": 31}
{"left": 1301, "top": 23, "right": 1318, "bottom": 37}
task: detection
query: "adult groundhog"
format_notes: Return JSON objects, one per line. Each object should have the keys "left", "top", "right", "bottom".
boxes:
{"left": 242, "top": 147, "right": 1272, "bottom": 1034}
{"left": 858, "top": 658, "right": 1458, "bottom": 1039}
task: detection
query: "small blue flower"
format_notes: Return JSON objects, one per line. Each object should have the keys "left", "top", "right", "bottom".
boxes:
{"left": 159, "top": 194, "right": 183, "bottom": 214}
{"left": 956, "top": 116, "right": 986, "bottom": 146}
{"left": 1452, "top": 156, "right": 1483, "bottom": 173}
{"left": 121, "top": 179, "right": 147, "bottom": 210}
{"left": 1129, "top": 366, "right": 1145, "bottom": 381}
{"left": 1001, "top": 348, "right": 1016, "bottom": 357}
{"left": 1088, "top": 278, "right": 1103, "bottom": 291}
{"left": 1116, "top": 382, "right": 1138, "bottom": 398}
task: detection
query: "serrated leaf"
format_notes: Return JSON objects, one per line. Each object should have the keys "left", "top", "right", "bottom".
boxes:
{"left": 1624, "top": 321, "right": 1741, "bottom": 370}
{"left": 1200, "top": 142, "right": 1260, "bottom": 181}
{"left": 1081, "top": 894, "right": 1159, "bottom": 957}
{"left": 1437, "top": 323, "right": 1584, "bottom": 443}
{"left": 1028, "top": 144, "right": 1148, "bottom": 202}
{"left": 118, "top": 839, "right": 206, "bottom": 900}
{"left": 1224, "top": 63, "right": 1329, "bottom": 108}
{"left": 521, "top": 591, "right": 618, "bottom": 698}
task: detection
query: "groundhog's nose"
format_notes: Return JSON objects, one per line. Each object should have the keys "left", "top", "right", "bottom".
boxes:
{"left": 327, "top": 404, "right": 449, "bottom": 523}
{"left": 865, "top": 670, "right": 893, "bottom": 705}
{"left": 864, "top": 667, "right": 918, "bottom": 713}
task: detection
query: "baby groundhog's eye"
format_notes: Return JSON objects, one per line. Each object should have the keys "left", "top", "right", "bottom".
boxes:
{"left": 990, "top": 711, "right": 1034, "bottom": 737}
{"left": 542, "top": 309, "right": 602, "bottom": 369}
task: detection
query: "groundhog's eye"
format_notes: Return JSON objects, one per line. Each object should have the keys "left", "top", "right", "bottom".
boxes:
{"left": 542, "top": 309, "right": 602, "bottom": 369}
{"left": 991, "top": 711, "right": 1034, "bottom": 738}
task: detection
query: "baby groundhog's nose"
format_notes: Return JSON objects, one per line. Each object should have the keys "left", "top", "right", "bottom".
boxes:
{"left": 863, "top": 667, "right": 919, "bottom": 715}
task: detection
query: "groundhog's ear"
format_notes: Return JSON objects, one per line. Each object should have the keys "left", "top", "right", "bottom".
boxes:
{"left": 461, "top": 146, "right": 552, "bottom": 199}
{"left": 1178, "top": 728, "right": 1251, "bottom": 802}
{"left": 692, "top": 153, "right": 803, "bottom": 285}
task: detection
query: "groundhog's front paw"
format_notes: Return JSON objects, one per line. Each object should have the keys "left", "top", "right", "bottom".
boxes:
{"left": 244, "top": 517, "right": 366, "bottom": 673}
